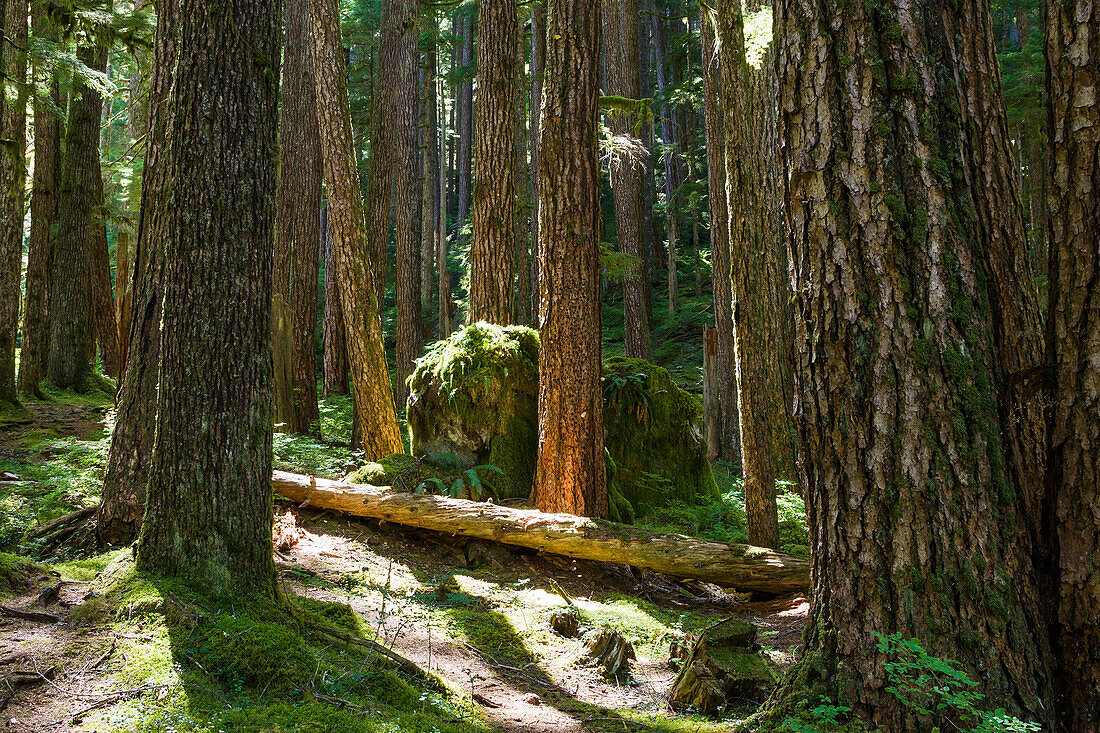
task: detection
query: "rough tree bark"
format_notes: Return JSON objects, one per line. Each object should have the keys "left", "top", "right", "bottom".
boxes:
{"left": 716, "top": 3, "right": 777, "bottom": 549}
{"left": 1044, "top": 2, "right": 1100, "bottom": 729}
{"left": 528, "top": 1, "right": 545, "bottom": 326}
{"left": 0, "top": 0, "right": 27, "bottom": 403}
{"left": 89, "top": 167, "right": 121, "bottom": 378}
{"left": 529, "top": 0, "right": 606, "bottom": 519}
{"left": 48, "top": 43, "right": 107, "bottom": 390}
{"left": 513, "top": 14, "right": 531, "bottom": 326}
{"left": 274, "top": 0, "right": 322, "bottom": 436}
{"left": 321, "top": 205, "right": 349, "bottom": 397}
{"left": 421, "top": 29, "right": 439, "bottom": 326}
{"left": 18, "top": 4, "right": 60, "bottom": 396}
{"left": 97, "top": 0, "right": 177, "bottom": 548}
{"left": 603, "top": 0, "right": 652, "bottom": 361}
{"left": 699, "top": 11, "right": 741, "bottom": 468}
{"left": 135, "top": 0, "right": 282, "bottom": 598}
{"left": 307, "top": 0, "right": 404, "bottom": 457}
{"left": 456, "top": 7, "right": 474, "bottom": 237}
{"left": 468, "top": 0, "right": 518, "bottom": 324}
{"left": 757, "top": 0, "right": 1053, "bottom": 728}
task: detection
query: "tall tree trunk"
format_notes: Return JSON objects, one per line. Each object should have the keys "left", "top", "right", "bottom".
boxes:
{"left": 274, "top": 0, "right": 322, "bottom": 436}
{"left": 116, "top": 42, "right": 145, "bottom": 373}
{"left": 393, "top": 2, "right": 422, "bottom": 412}
{"left": 530, "top": 0, "right": 606, "bottom": 520}
{"left": 469, "top": 0, "right": 518, "bottom": 324}
{"left": 456, "top": 7, "right": 474, "bottom": 240}
{"left": 90, "top": 167, "right": 120, "bottom": 378}
{"left": 321, "top": 205, "right": 349, "bottom": 397}
{"left": 421, "top": 31, "right": 439, "bottom": 327}
{"left": 1044, "top": 2, "right": 1100, "bottom": 729}
{"left": 513, "top": 16, "right": 530, "bottom": 326}
{"left": 716, "top": 3, "right": 777, "bottom": 549}
{"left": 603, "top": 0, "right": 652, "bottom": 361}
{"left": 135, "top": 0, "right": 282, "bottom": 599}
{"left": 699, "top": 11, "right": 741, "bottom": 468}
{"left": 48, "top": 43, "right": 106, "bottom": 390}
{"left": 0, "top": 0, "right": 28, "bottom": 403}
{"left": 307, "top": 0, "right": 404, "bottom": 457}
{"left": 528, "top": 1, "right": 545, "bottom": 326}
{"left": 18, "top": 5, "right": 60, "bottom": 396}
{"left": 757, "top": 0, "right": 1052, "bottom": 728}
{"left": 97, "top": 0, "right": 177, "bottom": 548}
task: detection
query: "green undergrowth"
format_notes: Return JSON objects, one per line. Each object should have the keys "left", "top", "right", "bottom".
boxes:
{"left": 0, "top": 551, "right": 43, "bottom": 594}
{"left": 58, "top": 551, "right": 487, "bottom": 733}
{"left": 637, "top": 461, "right": 809, "bottom": 555}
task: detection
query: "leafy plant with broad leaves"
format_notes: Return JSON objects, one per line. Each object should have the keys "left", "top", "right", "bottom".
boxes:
{"left": 418, "top": 465, "right": 503, "bottom": 502}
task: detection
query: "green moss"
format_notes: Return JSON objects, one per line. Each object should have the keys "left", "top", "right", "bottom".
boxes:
{"left": 0, "top": 551, "right": 41, "bottom": 594}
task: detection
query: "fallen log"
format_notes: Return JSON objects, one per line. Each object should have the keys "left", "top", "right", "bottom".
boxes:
{"left": 271, "top": 471, "right": 809, "bottom": 594}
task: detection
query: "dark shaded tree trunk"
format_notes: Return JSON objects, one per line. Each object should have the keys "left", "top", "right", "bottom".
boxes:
{"left": 456, "top": 7, "right": 474, "bottom": 239}
{"left": 90, "top": 167, "right": 120, "bottom": 378}
{"left": 603, "top": 0, "right": 652, "bottom": 361}
{"left": 307, "top": 0, "right": 404, "bottom": 457}
{"left": 699, "top": 12, "right": 741, "bottom": 468}
{"left": 530, "top": 0, "right": 606, "bottom": 520}
{"left": 716, "top": 4, "right": 777, "bottom": 549}
{"left": 274, "top": 0, "right": 322, "bottom": 436}
{"left": 97, "top": 0, "right": 177, "bottom": 548}
{"left": 321, "top": 205, "right": 349, "bottom": 397}
{"left": 1044, "top": 3, "right": 1100, "bottom": 729}
{"left": 421, "top": 31, "right": 439, "bottom": 326}
{"left": 468, "top": 0, "right": 518, "bottom": 324}
{"left": 135, "top": 0, "right": 282, "bottom": 598}
{"left": 18, "top": 5, "right": 60, "bottom": 396}
{"left": 48, "top": 43, "right": 106, "bottom": 390}
{"left": 528, "top": 1, "right": 545, "bottom": 326}
{"left": 513, "top": 15, "right": 530, "bottom": 325}
{"left": 116, "top": 37, "right": 147, "bottom": 374}
{"left": 757, "top": 0, "right": 1052, "bottom": 728}
{"left": 0, "top": 0, "right": 28, "bottom": 403}
{"left": 393, "top": 1, "right": 422, "bottom": 411}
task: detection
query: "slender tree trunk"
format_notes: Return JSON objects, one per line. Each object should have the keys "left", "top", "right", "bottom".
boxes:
{"left": 528, "top": 1, "right": 545, "bottom": 326}
{"left": 513, "top": 16, "right": 530, "bottom": 325}
{"left": 89, "top": 167, "right": 120, "bottom": 378}
{"left": 421, "top": 31, "right": 439, "bottom": 326}
{"left": 18, "top": 5, "right": 60, "bottom": 396}
{"left": 469, "top": 0, "right": 518, "bottom": 324}
{"left": 757, "top": 0, "right": 1052, "bottom": 727}
{"left": 275, "top": 0, "right": 322, "bottom": 435}
{"left": 716, "top": 3, "right": 777, "bottom": 549}
{"left": 307, "top": 0, "right": 404, "bottom": 457}
{"left": 48, "top": 43, "right": 106, "bottom": 390}
{"left": 393, "top": 2, "right": 422, "bottom": 411}
{"left": 456, "top": 8, "right": 474, "bottom": 240}
{"left": 603, "top": 0, "right": 652, "bottom": 360}
{"left": 321, "top": 205, "right": 349, "bottom": 397}
{"left": 97, "top": 0, "right": 177, "bottom": 548}
{"left": 1045, "top": 3, "right": 1100, "bottom": 729}
{"left": 530, "top": 0, "right": 606, "bottom": 520}
{"left": 135, "top": 0, "right": 282, "bottom": 599}
{"left": 115, "top": 31, "right": 147, "bottom": 374}
{"left": 700, "top": 11, "right": 742, "bottom": 469}
{"left": 0, "top": 0, "right": 28, "bottom": 403}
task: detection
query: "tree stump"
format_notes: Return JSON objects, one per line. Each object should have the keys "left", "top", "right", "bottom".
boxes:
{"left": 668, "top": 618, "right": 776, "bottom": 714}
{"left": 584, "top": 628, "right": 635, "bottom": 680}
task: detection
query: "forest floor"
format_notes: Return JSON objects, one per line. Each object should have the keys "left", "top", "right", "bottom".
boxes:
{"left": 0, "top": 397, "right": 808, "bottom": 733}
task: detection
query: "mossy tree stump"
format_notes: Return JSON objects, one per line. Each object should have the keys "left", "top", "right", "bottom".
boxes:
{"left": 668, "top": 618, "right": 777, "bottom": 714}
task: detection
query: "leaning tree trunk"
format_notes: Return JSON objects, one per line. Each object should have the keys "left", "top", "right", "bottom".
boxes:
{"left": 97, "top": 0, "right": 177, "bottom": 548}
{"left": 0, "top": 0, "right": 28, "bottom": 404}
{"left": 716, "top": 4, "right": 777, "bottom": 549}
{"left": 1044, "top": 3, "right": 1100, "bottom": 729}
{"left": 18, "top": 4, "right": 60, "bottom": 397}
{"left": 135, "top": 0, "right": 282, "bottom": 599}
{"left": 468, "top": 0, "right": 518, "bottom": 325}
{"left": 699, "top": 11, "right": 741, "bottom": 468}
{"left": 307, "top": 0, "right": 404, "bottom": 457}
{"left": 321, "top": 206, "right": 349, "bottom": 397}
{"left": 48, "top": 43, "right": 107, "bottom": 390}
{"left": 603, "top": 0, "right": 652, "bottom": 361}
{"left": 757, "top": 0, "right": 1052, "bottom": 729}
{"left": 393, "top": 3, "right": 422, "bottom": 412}
{"left": 273, "top": 0, "right": 322, "bottom": 436}
{"left": 529, "top": 0, "right": 606, "bottom": 519}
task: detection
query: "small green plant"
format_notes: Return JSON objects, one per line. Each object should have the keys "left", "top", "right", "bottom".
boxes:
{"left": 602, "top": 370, "right": 651, "bottom": 423}
{"left": 782, "top": 697, "right": 852, "bottom": 732}
{"left": 419, "top": 465, "right": 503, "bottom": 501}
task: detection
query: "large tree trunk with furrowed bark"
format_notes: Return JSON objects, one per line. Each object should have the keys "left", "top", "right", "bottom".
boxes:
{"left": 469, "top": 0, "right": 518, "bottom": 325}
{"left": 0, "top": 0, "right": 27, "bottom": 403}
{"left": 1044, "top": 3, "right": 1100, "bottom": 729}
{"left": 530, "top": 0, "right": 606, "bottom": 519}
{"left": 321, "top": 206, "right": 349, "bottom": 397}
{"left": 307, "top": 0, "right": 403, "bottom": 457}
{"left": 135, "top": 0, "right": 282, "bottom": 598}
{"left": 272, "top": 471, "right": 808, "bottom": 594}
{"left": 756, "top": 0, "right": 1052, "bottom": 729}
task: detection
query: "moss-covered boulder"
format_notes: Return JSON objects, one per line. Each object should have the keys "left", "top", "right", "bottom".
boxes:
{"left": 402, "top": 324, "right": 718, "bottom": 518}
{"left": 406, "top": 323, "right": 540, "bottom": 500}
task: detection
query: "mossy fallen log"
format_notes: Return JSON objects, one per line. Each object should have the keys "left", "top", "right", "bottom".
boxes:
{"left": 271, "top": 471, "right": 809, "bottom": 594}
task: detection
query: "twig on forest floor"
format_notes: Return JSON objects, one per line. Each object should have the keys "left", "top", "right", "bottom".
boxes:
{"left": 299, "top": 618, "right": 444, "bottom": 692}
